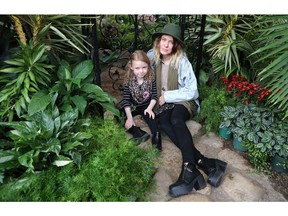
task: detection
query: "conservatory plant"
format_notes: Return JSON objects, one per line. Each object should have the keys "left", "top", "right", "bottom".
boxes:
{"left": 220, "top": 103, "right": 288, "bottom": 172}
{"left": 269, "top": 118, "right": 288, "bottom": 173}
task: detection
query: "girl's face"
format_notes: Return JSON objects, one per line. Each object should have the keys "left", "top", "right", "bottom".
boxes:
{"left": 130, "top": 60, "right": 148, "bottom": 79}
{"left": 159, "top": 34, "right": 174, "bottom": 56}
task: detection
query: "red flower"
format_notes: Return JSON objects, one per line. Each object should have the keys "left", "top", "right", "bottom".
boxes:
{"left": 221, "top": 74, "right": 270, "bottom": 104}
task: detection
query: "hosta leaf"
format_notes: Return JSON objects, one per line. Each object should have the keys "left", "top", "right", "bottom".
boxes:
{"left": 72, "top": 132, "right": 93, "bottom": 141}
{"left": 0, "top": 121, "right": 31, "bottom": 134}
{"left": 71, "top": 151, "right": 82, "bottom": 168}
{"left": 52, "top": 155, "right": 73, "bottom": 167}
{"left": 57, "top": 60, "right": 71, "bottom": 81}
{"left": 0, "top": 150, "right": 17, "bottom": 164}
{"left": 71, "top": 95, "right": 87, "bottom": 115}
{"left": 28, "top": 91, "right": 51, "bottom": 116}
{"left": 54, "top": 116, "right": 61, "bottom": 135}
{"left": 62, "top": 141, "right": 83, "bottom": 152}
{"left": 18, "top": 150, "right": 34, "bottom": 170}
{"left": 0, "top": 150, "right": 19, "bottom": 170}
{"left": 42, "top": 138, "right": 61, "bottom": 156}
{"left": 39, "top": 111, "right": 54, "bottom": 138}
{"left": 100, "top": 102, "right": 121, "bottom": 116}
{"left": 72, "top": 59, "right": 93, "bottom": 80}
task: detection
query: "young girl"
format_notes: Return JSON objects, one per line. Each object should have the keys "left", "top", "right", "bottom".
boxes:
{"left": 117, "top": 50, "right": 162, "bottom": 151}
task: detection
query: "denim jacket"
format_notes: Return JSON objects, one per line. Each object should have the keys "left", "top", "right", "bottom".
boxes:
{"left": 147, "top": 49, "right": 200, "bottom": 112}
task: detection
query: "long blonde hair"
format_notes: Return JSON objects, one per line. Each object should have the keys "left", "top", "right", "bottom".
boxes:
{"left": 152, "top": 35, "right": 185, "bottom": 70}
{"left": 124, "top": 50, "right": 154, "bottom": 83}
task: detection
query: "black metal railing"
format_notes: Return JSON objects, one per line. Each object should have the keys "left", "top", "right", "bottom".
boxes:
{"left": 81, "top": 15, "right": 206, "bottom": 91}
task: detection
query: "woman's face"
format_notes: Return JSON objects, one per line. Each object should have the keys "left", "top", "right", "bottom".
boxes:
{"left": 159, "top": 34, "right": 174, "bottom": 56}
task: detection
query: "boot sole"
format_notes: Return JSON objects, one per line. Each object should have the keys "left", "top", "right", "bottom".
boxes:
{"left": 169, "top": 174, "right": 206, "bottom": 197}
{"left": 134, "top": 133, "right": 150, "bottom": 144}
{"left": 208, "top": 160, "right": 227, "bottom": 187}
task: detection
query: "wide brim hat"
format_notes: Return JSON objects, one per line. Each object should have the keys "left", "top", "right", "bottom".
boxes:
{"left": 152, "top": 23, "right": 185, "bottom": 48}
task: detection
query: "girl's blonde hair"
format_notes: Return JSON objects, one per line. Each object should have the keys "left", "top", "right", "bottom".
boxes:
{"left": 124, "top": 50, "right": 154, "bottom": 83}
{"left": 152, "top": 35, "right": 185, "bottom": 70}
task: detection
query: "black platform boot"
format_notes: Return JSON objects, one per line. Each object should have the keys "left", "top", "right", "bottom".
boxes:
{"left": 127, "top": 125, "right": 150, "bottom": 144}
{"left": 198, "top": 157, "right": 227, "bottom": 187}
{"left": 169, "top": 162, "right": 206, "bottom": 197}
{"left": 152, "top": 132, "right": 162, "bottom": 151}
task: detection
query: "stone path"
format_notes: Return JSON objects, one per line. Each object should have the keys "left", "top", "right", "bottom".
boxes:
{"left": 100, "top": 63, "right": 287, "bottom": 202}
{"left": 129, "top": 115, "right": 287, "bottom": 202}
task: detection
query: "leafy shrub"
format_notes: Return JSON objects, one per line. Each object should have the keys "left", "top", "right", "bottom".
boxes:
{"left": 245, "top": 141, "right": 272, "bottom": 176}
{"left": 196, "top": 83, "right": 237, "bottom": 133}
{"left": 0, "top": 106, "right": 92, "bottom": 177}
{"left": 0, "top": 118, "right": 158, "bottom": 201}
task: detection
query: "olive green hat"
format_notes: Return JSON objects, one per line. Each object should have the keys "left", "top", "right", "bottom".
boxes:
{"left": 152, "top": 23, "right": 185, "bottom": 48}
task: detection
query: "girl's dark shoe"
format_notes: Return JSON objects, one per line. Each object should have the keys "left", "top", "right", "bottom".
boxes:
{"left": 127, "top": 125, "right": 150, "bottom": 144}
{"left": 152, "top": 132, "right": 162, "bottom": 151}
{"left": 198, "top": 157, "right": 227, "bottom": 187}
{"left": 169, "top": 162, "right": 206, "bottom": 197}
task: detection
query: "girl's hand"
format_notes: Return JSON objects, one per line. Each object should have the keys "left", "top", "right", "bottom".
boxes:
{"left": 125, "top": 117, "right": 135, "bottom": 130}
{"left": 144, "top": 108, "right": 155, "bottom": 119}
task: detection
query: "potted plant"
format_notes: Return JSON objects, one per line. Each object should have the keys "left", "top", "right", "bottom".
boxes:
{"left": 269, "top": 119, "right": 288, "bottom": 173}
{"left": 220, "top": 103, "right": 279, "bottom": 152}
{"left": 222, "top": 103, "right": 288, "bottom": 172}
{"left": 219, "top": 104, "right": 242, "bottom": 140}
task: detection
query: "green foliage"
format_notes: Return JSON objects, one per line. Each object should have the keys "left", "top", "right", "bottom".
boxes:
{"left": 204, "top": 15, "right": 258, "bottom": 80}
{"left": 196, "top": 83, "right": 237, "bottom": 133}
{"left": 252, "top": 15, "right": 288, "bottom": 119}
{"left": 220, "top": 103, "right": 288, "bottom": 171}
{"left": 245, "top": 141, "right": 273, "bottom": 176}
{"left": 0, "top": 118, "right": 157, "bottom": 201}
{"left": 50, "top": 59, "right": 120, "bottom": 117}
{"left": 0, "top": 41, "right": 54, "bottom": 121}
{"left": 0, "top": 105, "right": 93, "bottom": 175}
{"left": 13, "top": 15, "right": 92, "bottom": 58}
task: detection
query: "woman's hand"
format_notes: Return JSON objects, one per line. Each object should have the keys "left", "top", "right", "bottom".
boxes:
{"left": 144, "top": 108, "right": 155, "bottom": 119}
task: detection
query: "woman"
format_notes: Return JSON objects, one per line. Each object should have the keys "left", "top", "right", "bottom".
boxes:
{"left": 117, "top": 50, "right": 162, "bottom": 151}
{"left": 147, "top": 23, "right": 227, "bottom": 197}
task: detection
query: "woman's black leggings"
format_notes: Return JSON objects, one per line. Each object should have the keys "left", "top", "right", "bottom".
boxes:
{"left": 158, "top": 104, "right": 203, "bottom": 164}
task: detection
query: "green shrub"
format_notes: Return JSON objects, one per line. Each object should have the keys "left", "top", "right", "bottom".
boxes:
{"left": 0, "top": 118, "right": 158, "bottom": 201}
{"left": 196, "top": 83, "right": 237, "bottom": 133}
{"left": 245, "top": 141, "right": 273, "bottom": 176}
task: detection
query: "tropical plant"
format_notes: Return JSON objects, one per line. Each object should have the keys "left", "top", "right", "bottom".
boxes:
{"left": 0, "top": 14, "right": 97, "bottom": 122}
{"left": 47, "top": 59, "right": 120, "bottom": 117}
{"left": 204, "top": 15, "right": 258, "bottom": 80}
{"left": 0, "top": 104, "right": 92, "bottom": 176}
{"left": 9, "top": 15, "right": 92, "bottom": 59}
{"left": 0, "top": 41, "right": 54, "bottom": 121}
{"left": 0, "top": 59, "right": 121, "bottom": 179}
{"left": 0, "top": 118, "right": 158, "bottom": 201}
{"left": 252, "top": 15, "right": 288, "bottom": 119}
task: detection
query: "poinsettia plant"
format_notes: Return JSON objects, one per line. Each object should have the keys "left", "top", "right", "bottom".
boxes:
{"left": 220, "top": 75, "right": 270, "bottom": 105}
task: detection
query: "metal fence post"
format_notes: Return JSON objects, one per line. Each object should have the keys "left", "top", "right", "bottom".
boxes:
{"left": 195, "top": 15, "right": 206, "bottom": 82}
